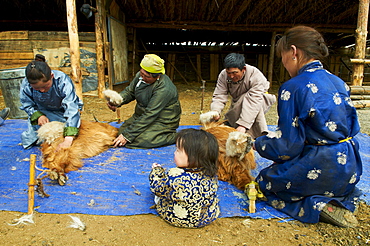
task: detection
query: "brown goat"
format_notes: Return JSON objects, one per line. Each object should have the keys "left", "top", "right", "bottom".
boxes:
{"left": 38, "top": 120, "right": 118, "bottom": 185}
{"left": 202, "top": 122, "right": 256, "bottom": 190}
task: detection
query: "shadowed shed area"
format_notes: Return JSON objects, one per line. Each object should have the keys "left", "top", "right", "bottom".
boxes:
{"left": 0, "top": 0, "right": 363, "bottom": 48}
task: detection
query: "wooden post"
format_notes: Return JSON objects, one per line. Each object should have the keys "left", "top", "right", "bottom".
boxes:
{"left": 132, "top": 28, "right": 137, "bottom": 77}
{"left": 352, "top": 0, "right": 370, "bottom": 86}
{"left": 200, "top": 80, "right": 206, "bottom": 111}
{"left": 268, "top": 32, "right": 276, "bottom": 84}
{"left": 350, "top": 58, "right": 370, "bottom": 64}
{"left": 166, "top": 54, "right": 175, "bottom": 80}
{"left": 197, "top": 54, "right": 202, "bottom": 80}
{"left": 168, "top": 60, "right": 189, "bottom": 84}
{"left": 210, "top": 54, "right": 219, "bottom": 81}
{"left": 99, "top": 0, "right": 110, "bottom": 89}
{"left": 95, "top": 0, "right": 106, "bottom": 98}
{"left": 28, "top": 154, "right": 36, "bottom": 215}
{"left": 66, "top": 0, "right": 83, "bottom": 100}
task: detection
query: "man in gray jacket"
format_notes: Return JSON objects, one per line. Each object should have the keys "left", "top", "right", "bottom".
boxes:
{"left": 205, "top": 53, "right": 276, "bottom": 139}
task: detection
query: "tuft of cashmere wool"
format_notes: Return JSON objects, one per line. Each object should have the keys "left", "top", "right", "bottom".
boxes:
{"left": 103, "top": 89, "right": 123, "bottom": 106}
{"left": 37, "top": 121, "right": 65, "bottom": 144}
{"left": 199, "top": 111, "right": 220, "bottom": 124}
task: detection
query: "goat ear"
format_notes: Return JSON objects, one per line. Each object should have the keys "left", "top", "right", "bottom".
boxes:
{"left": 238, "top": 138, "right": 247, "bottom": 143}
{"left": 244, "top": 136, "right": 253, "bottom": 154}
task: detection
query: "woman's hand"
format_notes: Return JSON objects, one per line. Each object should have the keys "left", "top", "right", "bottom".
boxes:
{"left": 113, "top": 134, "right": 127, "bottom": 147}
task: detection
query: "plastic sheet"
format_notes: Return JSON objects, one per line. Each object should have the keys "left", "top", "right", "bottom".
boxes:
{"left": 0, "top": 120, "right": 368, "bottom": 220}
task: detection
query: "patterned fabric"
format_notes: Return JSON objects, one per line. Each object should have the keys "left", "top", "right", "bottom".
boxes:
{"left": 254, "top": 61, "right": 362, "bottom": 223}
{"left": 149, "top": 167, "right": 220, "bottom": 228}
{"left": 20, "top": 70, "right": 83, "bottom": 148}
{"left": 118, "top": 72, "right": 181, "bottom": 149}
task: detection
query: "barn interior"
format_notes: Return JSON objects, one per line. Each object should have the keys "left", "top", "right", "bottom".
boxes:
{"left": 0, "top": 0, "right": 369, "bottom": 95}
{"left": 1, "top": 2, "right": 370, "bottom": 238}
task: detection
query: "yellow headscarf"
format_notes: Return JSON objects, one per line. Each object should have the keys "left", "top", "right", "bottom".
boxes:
{"left": 140, "top": 54, "right": 165, "bottom": 74}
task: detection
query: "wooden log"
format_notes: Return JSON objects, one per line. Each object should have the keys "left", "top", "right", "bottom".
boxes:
{"left": 350, "top": 58, "right": 370, "bottom": 64}
{"left": 28, "top": 31, "right": 95, "bottom": 42}
{"left": 0, "top": 52, "right": 34, "bottom": 60}
{"left": 168, "top": 60, "right": 189, "bottom": 84}
{"left": 66, "top": 0, "right": 83, "bottom": 100}
{"left": 210, "top": 54, "right": 219, "bottom": 81}
{"left": 350, "top": 85, "right": 370, "bottom": 95}
{"left": 127, "top": 22, "right": 356, "bottom": 34}
{"left": 182, "top": 46, "right": 203, "bottom": 81}
{"left": 0, "top": 31, "right": 28, "bottom": 40}
{"left": 352, "top": 0, "right": 369, "bottom": 86}
{"left": 200, "top": 80, "right": 206, "bottom": 111}
{"left": 268, "top": 32, "right": 276, "bottom": 83}
{"left": 100, "top": 2, "right": 111, "bottom": 89}
{"left": 132, "top": 28, "right": 137, "bottom": 77}
{"left": 353, "top": 100, "right": 370, "bottom": 108}
{"left": 95, "top": 0, "right": 105, "bottom": 98}
{"left": 0, "top": 40, "right": 96, "bottom": 52}
{"left": 166, "top": 53, "right": 175, "bottom": 80}
{"left": 350, "top": 95, "right": 370, "bottom": 100}
{"left": 28, "top": 154, "right": 36, "bottom": 215}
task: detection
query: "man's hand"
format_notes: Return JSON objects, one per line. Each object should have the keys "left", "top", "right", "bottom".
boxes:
{"left": 199, "top": 111, "right": 220, "bottom": 124}
{"left": 107, "top": 102, "right": 117, "bottom": 112}
{"left": 38, "top": 115, "right": 50, "bottom": 126}
{"left": 113, "top": 134, "right": 127, "bottom": 147}
{"left": 236, "top": 126, "right": 247, "bottom": 133}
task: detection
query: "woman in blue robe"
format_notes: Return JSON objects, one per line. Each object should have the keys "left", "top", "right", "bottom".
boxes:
{"left": 254, "top": 26, "right": 362, "bottom": 227}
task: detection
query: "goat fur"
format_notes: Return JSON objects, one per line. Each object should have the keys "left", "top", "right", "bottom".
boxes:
{"left": 38, "top": 120, "right": 118, "bottom": 175}
{"left": 199, "top": 111, "right": 219, "bottom": 124}
{"left": 103, "top": 89, "right": 123, "bottom": 106}
{"left": 202, "top": 122, "right": 256, "bottom": 190}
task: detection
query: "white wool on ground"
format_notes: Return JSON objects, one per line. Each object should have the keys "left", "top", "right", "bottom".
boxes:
{"left": 8, "top": 213, "right": 35, "bottom": 226}
{"left": 67, "top": 215, "right": 86, "bottom": 231}
{"left": 199, "top": 111, "right": 219, "bottom": 124}
{"left": 103, "top": 89, "right": 123, "bottom": 106}
{"left": 37, "top": 121, "right": 65, "bottom": 144}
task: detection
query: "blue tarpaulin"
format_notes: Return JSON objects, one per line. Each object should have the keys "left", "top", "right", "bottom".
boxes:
{"left": 0, "top": 120, "right": 368, "bottom": 220}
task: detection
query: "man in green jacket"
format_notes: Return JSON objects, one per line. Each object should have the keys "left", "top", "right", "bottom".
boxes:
{"left": 107, "top": 54, "right": 181, "bottom": 149}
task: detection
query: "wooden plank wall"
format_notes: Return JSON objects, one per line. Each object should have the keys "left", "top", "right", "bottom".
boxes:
{"left": 0, "top": 30, "right": 99, "bottom": 92}
{"left": 0, "top": 30, "right": 96, "bottom": 70}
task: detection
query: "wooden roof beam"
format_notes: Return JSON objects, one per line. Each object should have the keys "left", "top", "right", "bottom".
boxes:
{"left": 126, "top": 22, "right": 357, "bottom": 33}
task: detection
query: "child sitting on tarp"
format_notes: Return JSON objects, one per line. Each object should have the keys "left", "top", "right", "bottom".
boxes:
{"left": 19, "top": 55, "right": 83, "bottom": 149}
{"left": 149, "top": 128, "right": 220, "bottom": 228}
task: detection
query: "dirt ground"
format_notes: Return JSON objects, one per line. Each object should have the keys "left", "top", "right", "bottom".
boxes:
{"left": 1, "top": 82, "right": 370, "bottom": 246}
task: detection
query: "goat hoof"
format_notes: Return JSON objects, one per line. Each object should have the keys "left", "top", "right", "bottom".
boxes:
{"left": 58, "top": 174, "right": 68, "bottom": 186}
{"left": 49, "top": 170, "right": 59, "bottom": 180}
